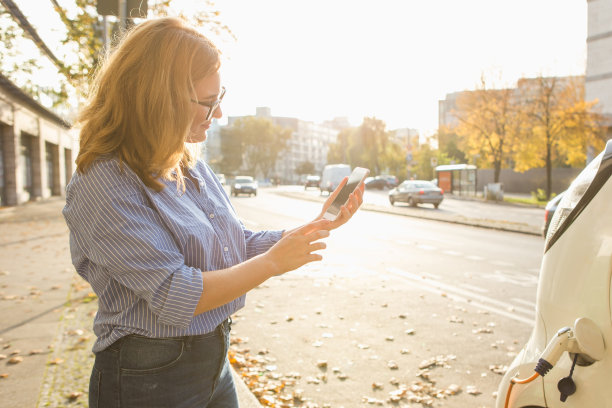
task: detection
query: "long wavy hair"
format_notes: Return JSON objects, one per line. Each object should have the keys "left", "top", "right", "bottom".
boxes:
{"left": 75, "top": 17, "right": 221, "bottom": 191}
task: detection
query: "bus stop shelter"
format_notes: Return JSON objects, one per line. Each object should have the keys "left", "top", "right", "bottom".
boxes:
{"left": 435, "top": 164, "right": 477, "bottom": 196}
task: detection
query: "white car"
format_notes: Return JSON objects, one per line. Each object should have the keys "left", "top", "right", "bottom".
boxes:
{"left": 496, "top": 140, "right": 612, "bottom": 408}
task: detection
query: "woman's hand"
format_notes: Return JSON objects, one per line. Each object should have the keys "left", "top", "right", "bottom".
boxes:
{"left": 266, "top": 219, "right": 331, "bottom": 276}
{"left": 315, "top": 177, "right": 365, "bottom": 230}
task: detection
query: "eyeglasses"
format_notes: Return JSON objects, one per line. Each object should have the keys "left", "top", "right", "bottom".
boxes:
{"left": 191, "top": 86, "right": 226, "bottom": 121}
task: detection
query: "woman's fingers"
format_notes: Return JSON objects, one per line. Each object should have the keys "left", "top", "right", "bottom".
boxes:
{"left": 299, "top": 219, "right": 332, "bottom": 235}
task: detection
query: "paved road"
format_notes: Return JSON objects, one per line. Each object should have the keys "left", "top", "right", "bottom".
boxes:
{"left": 229, "top": 189, "right": 542, "bottom": 407}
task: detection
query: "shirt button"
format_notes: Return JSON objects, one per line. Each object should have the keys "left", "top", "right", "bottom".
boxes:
{"left": 209, "top": 213, "right": 215, "bottom": 219}
{"left": 223, "top": 246, "right": 229, "bottom": 252}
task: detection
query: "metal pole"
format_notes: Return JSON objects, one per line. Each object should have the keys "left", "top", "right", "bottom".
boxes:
{"left": 102, "top": 15, "right": 109, "bottom": 50}
{"left": 118, "top": 0, "right": 127, "bottom": 30}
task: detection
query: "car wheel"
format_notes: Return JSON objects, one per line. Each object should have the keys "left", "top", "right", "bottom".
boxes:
{"left": 434, "top": 203, "right": 439, "bottom": 209}
{"left": 254, "top": 191, "right": 257, "bottom": 196}
{"left": 389, "top": 197, "right": 395, "bottom": 206}
{"left": 408, "top": 197, "right": 417, "bottom": 207}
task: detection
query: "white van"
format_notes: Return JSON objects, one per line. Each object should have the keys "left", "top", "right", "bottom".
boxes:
{"left": 496, "top": 139, "right": 612, "bottom": 408}
{"left": 320, "top": 164, "right": 351, "bottom": 194}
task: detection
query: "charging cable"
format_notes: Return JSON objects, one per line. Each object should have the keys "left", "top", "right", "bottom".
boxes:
{"left": 504, "top": 372, "right": 540, "bottom": 408}
{"left": 504, "top": 327, "right": 572, "bottom": 408}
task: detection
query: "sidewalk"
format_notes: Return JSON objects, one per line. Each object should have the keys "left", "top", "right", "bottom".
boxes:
{"left": 0, "top": 199, "right": 262, "bottom": 408}
{"left": 0, "top": 191, "right": 540, "bottom": 407}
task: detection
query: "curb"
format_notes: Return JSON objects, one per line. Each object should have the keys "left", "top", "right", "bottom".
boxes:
{"left": 273, "top": 190, "right": 542, "bottom": 236}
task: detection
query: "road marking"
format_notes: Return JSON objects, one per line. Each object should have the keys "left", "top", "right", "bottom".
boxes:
{"left": 482, "top": 270, "right": 538, "bottom": 288}
{"left": 490, "top": 260, "right": 515, "bottom": 267}
{"left": 416, "top": 244, "right": 437, "bottom": 251}
{"left": 466, "top": 255, "right": 486, "bottom": 261}
{"left": 443, "top": 250, "right": 462, "bottom": 256}
{"left": 458, "top": 283, "right": 489, "bottom": 294}
{"left": 421, "top": 271, "right": 442, "bottom": 280}
{"left": 386, "top": 267, "right": 535, "bottom": 326}
{"left": 511, "top": 297, "right": 537, "bottom": 308}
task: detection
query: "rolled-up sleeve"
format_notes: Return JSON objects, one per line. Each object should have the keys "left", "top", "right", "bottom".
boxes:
{"left": 65, "top": 166, "right": 203, "bottom": 329}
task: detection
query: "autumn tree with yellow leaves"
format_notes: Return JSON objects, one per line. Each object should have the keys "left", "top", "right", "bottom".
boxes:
{"left": 453, "top": 77, "right": 521, "bottom": 183}
{"left": 513, "top": 76, "right": 605, "bottom": 199}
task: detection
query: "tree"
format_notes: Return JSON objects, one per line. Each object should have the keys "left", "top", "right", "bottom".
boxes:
{"left": 295, "top": 161, "right": 315, "bottom": 176}
{"left": 221, "top": 117, "right": 291, "bottom": 179}
{"left": 218, "top": 126, "right": 244, "bottom": 175}
{"left": 327, "top": 127, "right": 353, "bottom": 164}
{"left": 357, "top": 117, "right": 388, "bottom": 175}
{"left": 2, "top": 0, "right": 231, "bottom": 112}
{"left": 513, "top": 76, "right": 606, "bottom": 199}
{"left": 437, "top": 125, "right": 467, "bottom": 164}
{"left": 454, "top": 77, "right": 520, "bottom": 183}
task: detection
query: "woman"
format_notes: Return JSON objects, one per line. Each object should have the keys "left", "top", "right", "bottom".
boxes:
{"left": 62, "top": 17, "right": 364, "bottom": 408}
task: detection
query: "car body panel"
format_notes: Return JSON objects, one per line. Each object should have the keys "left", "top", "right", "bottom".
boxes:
{"left": 320, "top": 164, "right": 351, "bottom": 193}
{"left": 388, "top": 180, "right": 444, "bottom": 207}
{"left": 541, "top": 192, "right": 565, "bottom": 237}
{"left": 496, "top": 141, "right": 612, "bottom": 408}
{"left": 231, "top": 176, "right": 258, "bottom": 196}
{"left": 304, "top": 175, "right": 321, "bottom": 189}
{"left": 364, "top": 176, "right": 388, "bottom": 190}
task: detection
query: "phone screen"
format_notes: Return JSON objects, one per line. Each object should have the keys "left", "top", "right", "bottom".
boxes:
{"left": 325, "top": 167, "right": 369, "bottom": 218}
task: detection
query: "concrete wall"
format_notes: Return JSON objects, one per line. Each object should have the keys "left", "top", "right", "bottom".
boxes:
{"left": 476, "top": 167, "right": 582, "bottom": 195}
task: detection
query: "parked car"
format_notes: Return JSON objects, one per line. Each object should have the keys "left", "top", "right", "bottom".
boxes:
{"left": 304, "top": 175, "right": 321, "bottom": 190}
{"left": 379, "top": 174, "right": 399, "bottom": 188}
{"left": 231, "top": 176, "right": 257, "bottom": 197}
{"left": 320, "top": 164, "right": 351, "bottom": 194}
{"left": 364, "top": 176, "right": 389, "bottom": 190}
{"left": 496, "top": 140, "right": 612, "bottom": 408}
{"left": 541, "top": 191, "right": 565, "bottom": 238}
{"left": 216, "top": 173, "right": 226, "bottom": 185}
{"left": 388, "top": 180, "right": 444, "bottom": 208}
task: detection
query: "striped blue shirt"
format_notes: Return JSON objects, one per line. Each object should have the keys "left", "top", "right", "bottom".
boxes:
{"left": 62, "top": 155, "right": 282, "bottom": 352}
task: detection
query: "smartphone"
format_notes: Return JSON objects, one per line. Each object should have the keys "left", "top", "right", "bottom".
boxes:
{"left": 323, "top": 167, "right": 369, "bottom": 220}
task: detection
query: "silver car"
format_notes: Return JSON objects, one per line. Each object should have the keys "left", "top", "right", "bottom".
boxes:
{"left": 388, "top": 180, "right": 444, "bottom": 208}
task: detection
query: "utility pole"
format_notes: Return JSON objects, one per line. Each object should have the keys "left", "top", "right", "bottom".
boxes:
{"left": 118, "top": 0, "right": 127, "bottom": 30}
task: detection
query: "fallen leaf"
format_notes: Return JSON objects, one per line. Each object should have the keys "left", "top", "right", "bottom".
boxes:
{"left": 387, "top": 360, "right": 399, "bottom": 370}
{"left": 466, "top": 385, "right": 481, "bottom": 395}
{"left": 372, "top": 382, "right": 384, "bottom": 390}
{"left": 67, "top": 391, "right": 83, "bottom": 401}
{"left": 8, "top": 356, "right": 22, "bottom": 364}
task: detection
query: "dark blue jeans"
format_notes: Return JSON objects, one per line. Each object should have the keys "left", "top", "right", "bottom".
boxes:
{"left": 89, "top": 319, "right": 237, "bottom": 407}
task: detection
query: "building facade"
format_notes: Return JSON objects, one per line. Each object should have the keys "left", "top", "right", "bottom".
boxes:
{"left": 586, "top": 0, "right": 612, "bottom": 140}
{"left": 211, "top": 108, "right": 345, "bottom": 184}
{"left": 0, "top": 74, "right": 76, "bottom": 206}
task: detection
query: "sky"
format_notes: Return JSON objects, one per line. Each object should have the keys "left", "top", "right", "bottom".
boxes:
{"left": 13, "top": 0, "right": 588, "bottom": 135}
{"left": 209, "top": 0, "right": 588, "bottom": 135}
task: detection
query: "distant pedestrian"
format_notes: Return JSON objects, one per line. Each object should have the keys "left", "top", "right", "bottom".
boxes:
{"left": 62, "top": 17, "right": 364, "bottom": 408}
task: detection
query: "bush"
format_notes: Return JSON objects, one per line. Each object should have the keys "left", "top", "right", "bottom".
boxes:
{"left": 531, "top": 188, "right": 556, "bottom": 202}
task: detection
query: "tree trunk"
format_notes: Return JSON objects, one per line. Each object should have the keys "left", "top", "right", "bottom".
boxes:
{"left": 546, "top": 141, "right": 552, "bottom": 200}
{"left": 493, "top": 161, "right": 501, "bottom": 183}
